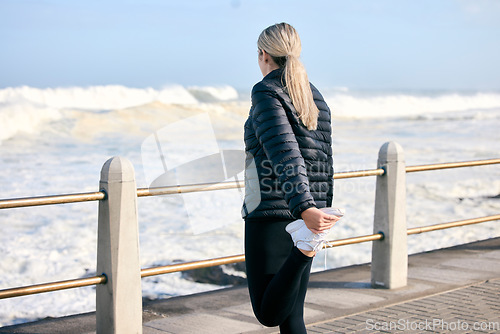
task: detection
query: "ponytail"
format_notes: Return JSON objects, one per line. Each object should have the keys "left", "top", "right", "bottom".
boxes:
{"left": 284, "top": 54, "right": 318, "bottom": 130}
{"left": 258, "top": 23, "right": 319, "bottom": 130}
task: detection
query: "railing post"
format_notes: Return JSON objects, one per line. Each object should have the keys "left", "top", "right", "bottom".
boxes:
{"left": 97, "top": 157, "right": 142, "bottom": 333}
{"left": 371, "top": 142, "right": 407, "bottom": 289}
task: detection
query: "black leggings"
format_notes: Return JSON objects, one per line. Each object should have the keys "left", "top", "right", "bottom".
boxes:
{"left": 245, "top": 219, "right": 313, "bottom": 334}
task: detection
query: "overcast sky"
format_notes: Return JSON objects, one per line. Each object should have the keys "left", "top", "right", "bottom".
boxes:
{"left": 1, "top": 0, "right": 500, "bottom": 91}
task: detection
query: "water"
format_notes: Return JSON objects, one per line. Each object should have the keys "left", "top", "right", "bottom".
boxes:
{"left": 1, "top": 85, "right": 500, "bottom": 326}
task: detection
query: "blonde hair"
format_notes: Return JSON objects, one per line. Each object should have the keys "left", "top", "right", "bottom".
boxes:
{"left": 258, "top": 22, "right": 319, "bottom": 130}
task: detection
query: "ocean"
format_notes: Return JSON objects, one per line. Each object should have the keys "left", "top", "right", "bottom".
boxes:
{"left": 1, "top": 84, "right": 500, "bottom": 326}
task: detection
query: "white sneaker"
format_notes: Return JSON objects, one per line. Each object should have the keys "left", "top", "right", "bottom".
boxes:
{"left": 285, "top": 207, "right": 344, "bottom": 252}
{"left": 320, "top": 207, "right": 345, "bottom": 218}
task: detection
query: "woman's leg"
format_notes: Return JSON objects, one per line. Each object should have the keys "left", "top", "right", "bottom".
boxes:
{"left": 278, "top": 260, "right": 312, "bottom": 334}
{"left": 245, "top": 220, "right": 313, "bottom": 331}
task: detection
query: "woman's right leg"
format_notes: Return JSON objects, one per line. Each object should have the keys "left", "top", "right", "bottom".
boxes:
{"left": 245, "top": 220, "right": 313, "bottom": 330}
{"left": 277, "top": 260, "right": 312, "bottom": 333}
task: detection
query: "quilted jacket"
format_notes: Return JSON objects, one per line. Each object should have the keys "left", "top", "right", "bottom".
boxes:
{"left": 242, "top": 68, "right": 334, "bottom": 222}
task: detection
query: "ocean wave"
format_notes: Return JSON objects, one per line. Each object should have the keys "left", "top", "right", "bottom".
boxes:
{"left": 326, "top": 92, "right": 500, "bottom": 118}
{"left": 2, "top": 84, "right": 500, "bottom": 143}
{"left": 0, "top": 85, "right": 241, "bottom": 143}
{"left": 187, "top": 85, "right": 239, "bottom": 102}
{"left": 0, "top": 85, "right": 199, "bottom": 110}
{"left": 0, "top": 102, "right": 62, "bottom": 142}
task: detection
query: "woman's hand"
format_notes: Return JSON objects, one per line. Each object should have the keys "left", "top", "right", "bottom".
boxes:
{"left": 300, "top": 207, "right": 340, "bottom": 234}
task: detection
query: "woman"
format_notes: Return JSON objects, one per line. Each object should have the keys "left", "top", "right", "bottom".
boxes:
{"left": 242, "top": 23, "right": 341, "bottom": 333}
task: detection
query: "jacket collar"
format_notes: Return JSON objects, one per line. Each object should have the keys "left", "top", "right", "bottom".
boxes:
{"left": 263, "top": 68, "right": 284, "bottom": 81}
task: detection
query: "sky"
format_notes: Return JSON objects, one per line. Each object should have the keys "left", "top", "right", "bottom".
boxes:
{"left": 1, "top": 0, "right": 500, "bottom": 91}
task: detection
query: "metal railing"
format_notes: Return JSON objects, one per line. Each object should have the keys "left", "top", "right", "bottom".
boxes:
{"left": 2, "top": 158, "right": 499, "bottom": 210}
{"left": 0, "top": 169, "right": 390, "bottom": 210}
{"left": 0, "top": 142, "right": 499, "bottom": 331}
{"left": 2, "top": 213, "right": 499, "bottom": 300}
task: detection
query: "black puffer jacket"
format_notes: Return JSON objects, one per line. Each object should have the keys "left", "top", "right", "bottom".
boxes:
{"left": 242, "top": 68, "right": 333, "bottom": 222}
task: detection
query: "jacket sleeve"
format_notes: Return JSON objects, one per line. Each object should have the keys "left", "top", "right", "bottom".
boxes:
{"left": 312, "top": 85, "right": 334, "bottom": 207}
{"left": 251, "top": 82, "right": 316, "bottom": 218}
{"left": 326, "top": 147, "right": 334, "bottom": 207}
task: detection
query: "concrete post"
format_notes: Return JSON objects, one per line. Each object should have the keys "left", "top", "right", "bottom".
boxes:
{"left": 97, "top": 157, "right": 142, "bottom": 334}
{"left": 371, "top": 142, "right": 407, "bottom": 289}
